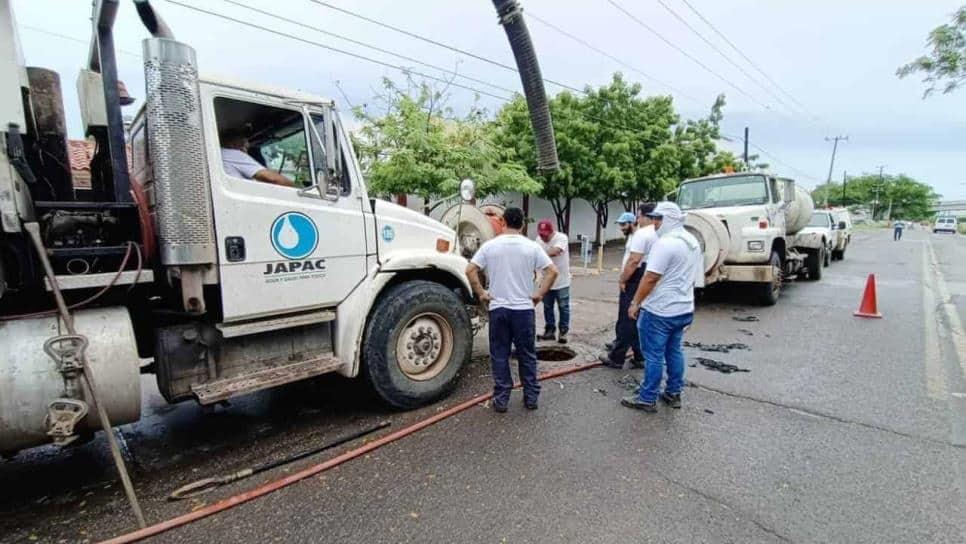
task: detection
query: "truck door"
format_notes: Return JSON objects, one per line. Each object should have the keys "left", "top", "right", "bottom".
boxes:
{"left": 769, "top": 177, "right": 786, "bottom": 232}
{"left": 206, "top": 93, "right": 366, "bottom": 322}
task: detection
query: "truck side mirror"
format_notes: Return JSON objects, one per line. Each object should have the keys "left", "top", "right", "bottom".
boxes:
{"left": 838, "top": 221, "right": 847, "bottom": 230}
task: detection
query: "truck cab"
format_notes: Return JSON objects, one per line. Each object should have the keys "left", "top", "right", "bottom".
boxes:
{"left": 677, "top": 172, "right": 824, "bottom": 305}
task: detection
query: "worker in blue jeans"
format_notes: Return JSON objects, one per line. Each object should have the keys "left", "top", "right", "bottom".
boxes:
{"left": 466, "top": 208, "right": 558, "bottom": 412}
{"left": 623, "top": 202, "right": 702, "bottom": 412}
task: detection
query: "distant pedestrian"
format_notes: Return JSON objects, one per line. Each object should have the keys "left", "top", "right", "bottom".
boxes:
{"left": 467, "top": 207, "right": 558, "bottom": 413}
{"left": 893, "top": 220, "right": 905, "bottom": 241}
{"left": 600, "top": 204, "right": 658, "bottom": 369}
{"left": 536, "top": 219, "right": 572, "bottom": 344}
{"left": 623, "top": 202, "right": 702, "bottom": 413}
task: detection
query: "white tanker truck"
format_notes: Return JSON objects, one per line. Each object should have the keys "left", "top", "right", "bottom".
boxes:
{"left": 676, "top": 172, "right": 825, "bottom": 306}
{"left": 0, "top": 0, "right": 557, "bottom": 457}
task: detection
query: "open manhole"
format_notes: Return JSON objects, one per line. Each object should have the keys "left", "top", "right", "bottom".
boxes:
{"left": 535, "top": 346, "right": 577, "bottom": 362}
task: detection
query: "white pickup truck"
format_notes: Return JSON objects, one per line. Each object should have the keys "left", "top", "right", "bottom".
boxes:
{"left": 799, "top": 210, "right": 836, "bottom": 268}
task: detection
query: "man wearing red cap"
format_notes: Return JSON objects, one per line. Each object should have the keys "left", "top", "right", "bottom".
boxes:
{"left": 536, "top": 218, "right": 571, "bottom": 344}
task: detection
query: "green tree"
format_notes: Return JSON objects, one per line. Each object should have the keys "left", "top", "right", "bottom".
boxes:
{"left": 671, "top": 94, "right": 739, "bottom": 181}
{"left": 352, "top": 77, "right": 540, "bottom": 213}
{"left": 577, "top": 74, "right": 679, "bottom": 243}
{"left": 810, "top": 173, "right": 940, "bottom": 220}
{"left": 897, "top": 6, "right": 966, "bottom": 97}
{"left": 492, "top": 91, "right": 592, "bottom": 233}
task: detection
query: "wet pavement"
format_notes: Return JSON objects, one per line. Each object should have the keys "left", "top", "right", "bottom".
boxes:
{"left": 2, "top": 229, "right": 965, "bottom": 543}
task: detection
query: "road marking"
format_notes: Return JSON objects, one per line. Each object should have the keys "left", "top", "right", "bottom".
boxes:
{"left": 927, "top": 240, "right": 966, "bottom": 380}
{"left": 922, "top": 242, "right": 949, "bottom": 400}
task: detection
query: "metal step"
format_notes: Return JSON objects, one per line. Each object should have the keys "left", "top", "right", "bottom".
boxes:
{"left": 191, "top": 354, "right": 342, "bottom": 404}
{"left": 216, "top": 310, "right": 335, "bottom": 338}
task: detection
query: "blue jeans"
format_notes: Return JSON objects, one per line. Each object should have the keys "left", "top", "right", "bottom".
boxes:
{"left": 542, "top": 286, "right": 571, "bottom": 334}
{"left": 636, "top": 310, "right": 694, "bottom": 403}
{"left": 488, "top": 308, "right": 539, "bottom": 406}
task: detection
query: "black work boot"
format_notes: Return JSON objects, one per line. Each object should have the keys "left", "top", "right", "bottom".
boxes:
{"left": 598, "top": 354, "right": 623, "bottom": 369}
{"left": 621, "top": 396, "right": 657, "bottom": 412}
{"left": 557, "top": 332, "right": 568, "bottom": 344}
{"left": 537, "top": 330, "right": 556, "bottom": 341}
{"left": 660, "top": 392, "right": 682, "bottom": 409}
{"left": 604, "top": 341, "right": 615, "bottom": 351}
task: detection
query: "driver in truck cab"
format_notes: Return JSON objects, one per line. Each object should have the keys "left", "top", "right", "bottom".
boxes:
{"left": 219, "top": 128, "right": 296, "bottom": 187}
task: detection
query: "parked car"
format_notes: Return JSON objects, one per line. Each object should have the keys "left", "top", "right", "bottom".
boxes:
{"left": 800, "top": 210, "right": 835, "bottom": 267}
{"left": 933, "top": 216, "right": 958, "bottom": 234}
{"left": 830, "top": 208, "right": 852, "bottom": 260}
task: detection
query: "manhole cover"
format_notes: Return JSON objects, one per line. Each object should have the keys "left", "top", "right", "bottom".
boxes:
{"left": 535, "top": 346, "right": 577, "bottom": 361}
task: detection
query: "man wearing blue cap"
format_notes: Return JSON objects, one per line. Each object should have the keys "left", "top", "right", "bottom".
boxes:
{"left": 600, "top": 203, "right": 657, "bottom": 368}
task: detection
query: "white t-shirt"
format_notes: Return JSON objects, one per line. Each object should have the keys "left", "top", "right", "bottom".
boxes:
{"left": 643, "top": 234, "right": 702, "bottom": 317}
{"left": 221, "top": 148, "right": 265, "bottom": 180}
{"left": 626, "top": 225, "right": 658, "bottom": 268}
{"left": 537, "top": 231, "right": 571, "bottom": 290}
{"left": 471, "top": 234, "right": 553, "bottom": 311}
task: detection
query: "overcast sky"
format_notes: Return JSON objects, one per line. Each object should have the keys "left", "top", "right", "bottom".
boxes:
{"left": 12, "top": 0, "right": 966, "bottom": 199}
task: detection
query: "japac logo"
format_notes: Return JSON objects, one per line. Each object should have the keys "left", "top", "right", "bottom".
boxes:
{"left": 271, "top": 212, "right": 319, "bottom": 260}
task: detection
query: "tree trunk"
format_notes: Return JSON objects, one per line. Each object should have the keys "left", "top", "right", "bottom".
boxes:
{"left": 592, "top": 200, "right": 610, "bottom": 246}
{"left": 549, "top": 197, "right": 572, "bottom": 235}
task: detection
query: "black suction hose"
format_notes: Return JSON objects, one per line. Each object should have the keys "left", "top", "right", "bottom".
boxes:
{"left": 492, "top": 0, "right": 559, "bottom": 173}
{"left": 133, "top": 0, "right": 176, "bottom": 39}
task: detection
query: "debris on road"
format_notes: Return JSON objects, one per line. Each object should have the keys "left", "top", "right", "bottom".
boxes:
{"left": 693, "top": 357, "right": 750, "bottom": 374}
{"left": 732, "top": 315, "right": 760, "bottom": 322}
{"left": 737, "top": 329, "right": 754, "bottom": 336}
{"left": 704, "top": 409, "right": 715, "bottom": 415}
{"left": 593, "top": 388, "right": 608, "bottom": 396}
{"left": 684, "top": 341, "right": 750, "bottom": 353}
{"left": 616, "top": 374, "right": 641, "bottom": 394}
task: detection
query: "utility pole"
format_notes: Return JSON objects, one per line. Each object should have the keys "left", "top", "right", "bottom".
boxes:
{"left": 824, "top": 135, "right": 848, "bottom": 207}
{"left": 872, "top": 165, "right": 885, "bottom": 220}
{"left": 743, "top": 126, "right": 749, "bottom": 167}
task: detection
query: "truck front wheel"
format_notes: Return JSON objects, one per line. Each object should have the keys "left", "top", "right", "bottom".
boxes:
{"left": 756, "top": 251, "right": 782, "bottom": 306}
{"left": 363, "top": 280, "right": 472, "bottom": 409}
{"left": 806, "top": 247, "right": 824, "bottom": 281}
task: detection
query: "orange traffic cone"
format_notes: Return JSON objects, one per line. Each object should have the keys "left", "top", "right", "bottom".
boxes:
{"left": 854, "top": 274, "right": 882, "bottom": 318}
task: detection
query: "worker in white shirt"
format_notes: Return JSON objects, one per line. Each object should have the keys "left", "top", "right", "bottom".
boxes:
{"left": 219, "top": 128, "right": 296, "bottom": 187}
{"left": 623, "top": 202, "right": 702, "bottom": 413}
{"left": 466, "top": 208, "right": 558, "bottom": 413}
{"left": 536, "top": 218, "right": 572, "bottom": 344}
{"left": 600, "top": 203, "right": 658, "bottom": 369}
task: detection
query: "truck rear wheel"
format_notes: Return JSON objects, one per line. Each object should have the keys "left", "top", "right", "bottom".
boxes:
{"left": 806, "top": 247, "right": 824, "bottom": 281}
{"left": 363, "top": 280, "right": 471, "bottom": 409}
{"left": 756, "top": 251, "right": 782, "bottom": 306}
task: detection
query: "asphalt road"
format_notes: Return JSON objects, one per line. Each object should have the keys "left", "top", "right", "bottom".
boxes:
{"left": 2, "top": 228, "right": 964, "bottom": 543}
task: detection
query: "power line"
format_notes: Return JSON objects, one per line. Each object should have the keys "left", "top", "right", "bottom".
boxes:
{"left": 163, "top": 1, "right": 815, "bottom": 184}
{"left": 219, "top": 0, "right": 517, "bottom": 97}
{"left": 20, "top": 25, "right": 142, "bottom": 59}
{"left": 677, "top": 0, "right": 819, "bottom": 121}
{"left": 305, "top": 0, "right": 584, "bottom": 94}
{"left": 651, "top": 0, "right": 804, "bottom": 117}
{"left": 161, "top": 0, "right": 514, "bottom": 102}
{"left": 526, "top": 11, "right": 703, "bottom": 106}
{"left": 605, "top": 0, "right": 781, "bottom": 115}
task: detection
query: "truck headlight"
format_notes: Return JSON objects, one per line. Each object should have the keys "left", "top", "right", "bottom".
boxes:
{"left": 747, "top": 241, "right": 764, "bottom": 251}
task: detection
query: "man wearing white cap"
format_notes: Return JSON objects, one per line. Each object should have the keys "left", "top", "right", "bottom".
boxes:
{"left": 623, "top": 201, "right": 702, "bottom": 412}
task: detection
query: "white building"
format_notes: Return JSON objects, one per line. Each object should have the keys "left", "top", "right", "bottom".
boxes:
{"left": 399, "top": 192, "right": 632, "bottom": 244}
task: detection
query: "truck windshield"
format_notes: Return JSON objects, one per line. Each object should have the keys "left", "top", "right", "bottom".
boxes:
{"left": 677, "top": 175, "right": 768, "bottom": 210}
{"left": 808, "top": 212, "right": 831, "bottom": 227}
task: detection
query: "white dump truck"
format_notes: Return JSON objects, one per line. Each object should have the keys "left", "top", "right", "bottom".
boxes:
{"left": 0, "top": 0, "right": 558, "bottom": 456}
{"left": 676, "top": 172, "right": 826, "bottom": 305}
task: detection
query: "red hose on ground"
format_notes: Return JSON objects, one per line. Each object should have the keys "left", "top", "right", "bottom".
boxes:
{"left": 100, "top": 361, "right": 602, "bottom": 544}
